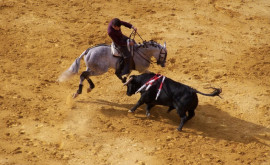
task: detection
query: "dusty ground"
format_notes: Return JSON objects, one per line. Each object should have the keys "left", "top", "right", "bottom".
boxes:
{"left": 0, "top": 0, "right": 270, "bottom": 164}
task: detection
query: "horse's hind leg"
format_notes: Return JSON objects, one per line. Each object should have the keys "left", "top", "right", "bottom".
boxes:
{"left": 73, "top": 71, "right": 95, "bottom": 98}
{"left": 86, "top": 77, "right": 95, "bottom": 93}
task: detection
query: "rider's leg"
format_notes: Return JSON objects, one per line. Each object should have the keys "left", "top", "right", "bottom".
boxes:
{"left": 120, "top": 46, "right": 131, "bottom": 76}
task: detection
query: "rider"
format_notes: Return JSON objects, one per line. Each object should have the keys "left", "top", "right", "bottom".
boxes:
{"left": 107, "top": 18, "right": 137, "bottom": 78}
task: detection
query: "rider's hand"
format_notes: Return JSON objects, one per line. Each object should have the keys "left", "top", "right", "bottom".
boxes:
{"left": 132, "top": 26, "right": 137, "bottom": 31}
{"left": 129, "top": 41, "right": 135, "bottom": 46}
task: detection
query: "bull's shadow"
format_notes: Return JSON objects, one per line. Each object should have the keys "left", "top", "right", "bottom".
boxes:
{"left": 77, "top": 99, "right": 145, "bottom": 117}
{"left": 183, "top": 104, "right": 269, "bottom": 146}
{"left": 86, "top": 99, "right": 270, "bottom": 146}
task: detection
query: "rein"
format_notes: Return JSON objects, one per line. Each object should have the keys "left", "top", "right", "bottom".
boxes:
{"left": 128, "top": 31, "right": 167, "bottom": 65}
{"left": 129, "top": 30, "right": 145, "bottom": 43}
{"left": 133, "top": 42, "right": 167, "bottom": 65}
{"left": 129, "top": 30, "right": 152, "bottom": 64}
{"left": 158, "top": 47, "right": 167, "bottom": 64}
{"left": 135, "top": 48, "right": 153, "bottom": 64}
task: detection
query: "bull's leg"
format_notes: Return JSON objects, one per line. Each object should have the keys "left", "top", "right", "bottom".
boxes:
{"left": 177, "top": 115, "right": 187, "bottom": 131}
{"left": 129, "top": 100, "right": 144, "bottom": 113}
{"left": 186, "top": 109, "right": 195, "bottom": 121}
{"left": 146, "top": 104, "right": 155, "bottom": 117}
{"left": 176, "top": 108, "right": 188, "bottom": 131}
{"left": 167, "top": 106, "right": 175, "bottom": 113}
{"left": 186, "top": 95, "right": 198, "bottom": 121}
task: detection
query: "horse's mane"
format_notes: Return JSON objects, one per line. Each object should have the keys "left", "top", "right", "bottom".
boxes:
{"left": 136, "top": 40, "right": 162, "bottom": 49}
{"left": 86, "top": 41, "right": 161, "bottom": 52}
{"left": 88, "top": 41, "right": 161, "bottom": 49}
{"left": 93, "top": 43, "right": 111, "bottom": 48}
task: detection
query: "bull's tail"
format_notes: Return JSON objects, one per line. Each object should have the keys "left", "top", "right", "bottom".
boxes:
{"left": 195, "top": 87, "right": 222, "bottom": 98}
{"left": 57, "top": 50, "right": 86, "bottom": 82}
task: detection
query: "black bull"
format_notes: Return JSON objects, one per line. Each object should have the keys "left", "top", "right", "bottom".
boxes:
{"left": 124, "top": 73, "right": 222, "bottom": 131}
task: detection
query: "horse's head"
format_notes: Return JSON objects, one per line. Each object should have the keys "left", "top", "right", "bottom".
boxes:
{"left": 137, "top": 40, "right": 167, "bottom": 67}
{"left": 157, "top": 42, "right": 167, "bottom": 67}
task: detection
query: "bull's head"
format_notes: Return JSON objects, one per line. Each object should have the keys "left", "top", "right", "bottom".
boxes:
{"left": 124, "top": 76, "right": 139, "bottom": 96}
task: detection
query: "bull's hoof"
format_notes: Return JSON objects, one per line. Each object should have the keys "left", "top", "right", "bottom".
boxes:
{"left": 128, "top": 110, "right": 134, "bottom": 113}
{"left": 177, "top": 128, "right": 182, "bottom": 131}
{"left": 146, "top": 112, "right": 150, "bottom": 118}
{"left": 87, "top": 88, "right": 92, "bottom": 93}
{"left": 72, "top": 93, "right": 79, "bottom": 99}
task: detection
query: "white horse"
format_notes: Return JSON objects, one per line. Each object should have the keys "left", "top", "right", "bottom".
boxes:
{"left": 58, "top": 40, "right": 167, "bottom": 98}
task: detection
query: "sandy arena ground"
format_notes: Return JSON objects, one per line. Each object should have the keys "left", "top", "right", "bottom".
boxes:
{"left": 0, "top": 0, "right": 270, "bottom": 164}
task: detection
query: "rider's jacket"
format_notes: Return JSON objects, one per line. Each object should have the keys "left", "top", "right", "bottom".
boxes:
{"left": 107, "top": 19, "right": 133, "bottom": 47}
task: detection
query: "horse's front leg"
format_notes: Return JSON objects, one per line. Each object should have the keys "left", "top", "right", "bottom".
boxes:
{"left": 115, "top": 67, "right": 128, "bottom": 83}
{"left": 115, "top": 72, "right": 126, "bottom": 83}
{"left": 115, "top": 70, "right": 131, "bottom": 83}
{"left": 142, "top": 70, "right": 152, "bottom": 74}
{"left": 115, "top": 58, "right": 125, "bottom": 83}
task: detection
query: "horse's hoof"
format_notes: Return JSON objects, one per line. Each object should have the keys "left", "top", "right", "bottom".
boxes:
{"left": 72, "top": 93, "right": 79, "bottom": 99}
{"left": 128, "top": 110, "right": 134, "bottom": 113}
{"left": 87, "top": 88, "right": 92, "bottom": 93}
{"left": 177, "top": 128, "right": 182, "bottom": 131}
{"left": 122, "top": 77, "right": 127, "bottom": 83}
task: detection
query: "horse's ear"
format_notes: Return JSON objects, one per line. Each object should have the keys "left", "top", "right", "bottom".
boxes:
{"left": 163, "top": 42, "right": 166, "bottom": 49}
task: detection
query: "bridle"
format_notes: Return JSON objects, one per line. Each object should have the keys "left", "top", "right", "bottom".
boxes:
{"left": 157, "top": 46, "right": 167, "bottom": 65}
{"left": 133, "top": 41, "right": 167, "bottom": 65}
{"left": 129, "top": 30, "right": 167, "bottom": 65}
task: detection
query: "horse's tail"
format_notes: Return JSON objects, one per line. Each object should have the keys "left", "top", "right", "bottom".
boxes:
{"left": 58, "top": 50, "right": 86, "bottom": 82}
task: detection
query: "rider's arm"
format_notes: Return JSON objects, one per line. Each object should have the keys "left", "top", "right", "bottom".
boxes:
{"left": 120, "top": 21, "right": 133, "bottom": 29}
{"left": 108, "top": 31, "right": 126, "bottom": 46}
{"left": 121, "top": 21, "right": 137, "bottom": 31}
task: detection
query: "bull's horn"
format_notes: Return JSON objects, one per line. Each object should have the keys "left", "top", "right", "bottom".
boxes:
{"left": 164, "top": 42, "right": 166, "bottom": 49}
{"left": 123, "top": 77, "right": 133, "bottom": 86}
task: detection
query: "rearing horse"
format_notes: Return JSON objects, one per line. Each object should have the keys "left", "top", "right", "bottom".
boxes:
{"left": 58, "top": 40, "right": 167, "bottom": 98}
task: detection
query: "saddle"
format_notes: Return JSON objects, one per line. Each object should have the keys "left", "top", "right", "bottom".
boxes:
{"left": 111, "top": 42, "right": 121, "bottom": 57}
{"left": 112, "top": 39, "right": 136, "bottom": 73}
{"left": 111, "top": 39, "right": 134, "bottom": 57}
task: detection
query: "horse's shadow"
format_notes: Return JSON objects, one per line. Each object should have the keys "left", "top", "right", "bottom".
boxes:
{"left": 81, "top": 99, "right": 270, "bottom": 146}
